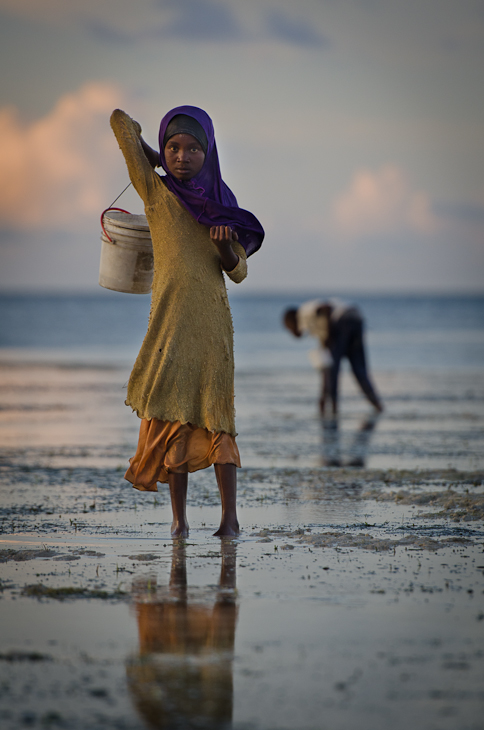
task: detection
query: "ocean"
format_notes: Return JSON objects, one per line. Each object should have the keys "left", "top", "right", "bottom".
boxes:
{"left": 1, "top": 291, "right": 483, "bottom": 371}
{"left": 0, "top": 291, "right": 483, "bottom": 470}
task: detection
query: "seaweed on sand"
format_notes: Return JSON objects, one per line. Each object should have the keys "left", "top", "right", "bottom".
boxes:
{"left": 22, "top": 583, "right": 127, "bottom": 600}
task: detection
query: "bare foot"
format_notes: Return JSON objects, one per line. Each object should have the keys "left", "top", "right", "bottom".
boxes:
{"left": 171, "top": 522, "right": 189, "bottom": 538}
{"left": 213, "top": 521, "right": 239, "bottom": 537}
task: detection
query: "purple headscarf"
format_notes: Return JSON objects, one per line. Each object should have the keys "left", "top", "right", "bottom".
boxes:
{"left": 158, "top": 105, "right": 264, "bottom": 257}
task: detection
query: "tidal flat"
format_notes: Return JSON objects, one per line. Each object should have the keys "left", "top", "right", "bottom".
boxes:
{"left": 0, "top": 361, "right": 483, "bottom": 729}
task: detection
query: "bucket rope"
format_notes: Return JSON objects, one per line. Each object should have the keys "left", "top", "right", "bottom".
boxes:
{"left": 101, "top": 182, "right": 133, "bottom": 243}
{"left": 108, "top": 182, "right": 132, "bottom": 209}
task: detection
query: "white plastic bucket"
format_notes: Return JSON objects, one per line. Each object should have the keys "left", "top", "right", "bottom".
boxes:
{"left": 99, "top": 208, "right": 154, "bottom": 294}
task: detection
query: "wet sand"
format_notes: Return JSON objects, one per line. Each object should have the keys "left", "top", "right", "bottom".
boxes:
{"left": 0, "top": 362, "right": 483, "bottom": 729}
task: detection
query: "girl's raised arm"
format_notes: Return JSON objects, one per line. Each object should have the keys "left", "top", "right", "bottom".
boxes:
{"left": 110, "top": 109, "right": 160, "bottom": 206}
{"left": 140, "top": 137, "right": 161, "bottom": 169}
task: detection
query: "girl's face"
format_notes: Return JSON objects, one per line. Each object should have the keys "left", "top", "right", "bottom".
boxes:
{"left": 164, "top": 133, "right": 205, "bottom": 181}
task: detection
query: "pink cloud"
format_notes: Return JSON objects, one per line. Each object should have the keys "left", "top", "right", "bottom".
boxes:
{"left": 330, "top": 165, "right": 439, "bottom": 239}
{"left": 0, "top": 82, "right": 128, "bottom": 231}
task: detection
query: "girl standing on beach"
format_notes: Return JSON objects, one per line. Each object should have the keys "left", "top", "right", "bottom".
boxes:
{"left": 110, "top": 105, "right": 263, "bottom": 538}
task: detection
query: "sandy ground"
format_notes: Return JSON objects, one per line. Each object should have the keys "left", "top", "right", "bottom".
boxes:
{"left": 0, "top": 362, "right": 483, "bottom": 730}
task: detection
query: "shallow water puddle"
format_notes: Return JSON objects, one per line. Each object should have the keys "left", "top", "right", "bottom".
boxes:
{"left": 1, "top": 531, "right": 483, "bottom": 729}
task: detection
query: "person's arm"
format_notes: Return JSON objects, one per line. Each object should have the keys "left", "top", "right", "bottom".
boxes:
{"left": 110, "top": 109, "right": 159, "bottom": 205}
{"left": 210, "top": 226, "right": 239, "bottom": 270}
{"left": 140, "top": 137, "right": 161, "bottom": 169}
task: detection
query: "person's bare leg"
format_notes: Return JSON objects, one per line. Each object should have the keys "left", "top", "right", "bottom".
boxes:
{"left": 320, "top": 367, "right": 333, "bottom": 415}
{"left": 213, "top": 463, "right": 239, "bottom": 537}
{"left": 168, "top": 470, "right": 189, "bottom": 538}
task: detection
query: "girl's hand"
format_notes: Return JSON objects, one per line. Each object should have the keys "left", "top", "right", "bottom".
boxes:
{"left": 124, "top": 113, "right": 160, "bottom": 168}
{"left": 130, "top": 117, "right": 142, "bottom": 137}
{"left": 210, "top": 226, "right": 240, "bottom": 272}
{"left": 210, "top": 226, "right": 238, "bottom": 245}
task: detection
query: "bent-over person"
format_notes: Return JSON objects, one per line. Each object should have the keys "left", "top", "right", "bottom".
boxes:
{"left": 283, "top": 299, "right": 383, "bottom": 415}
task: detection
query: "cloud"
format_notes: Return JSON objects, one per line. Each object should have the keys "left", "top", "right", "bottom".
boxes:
{"left": 85, "top": 0, "right": 245, "bottom": 44}
{"left": 91, "top": 2, "right": 330, "bottom": 46}
{"left": 265, "top": 8, "right": 329, "bottom": 47}
{"left": 440, "top": 14, "right": 484, "bottom": 54}
{"left": 0, "top": 0, "right": 246, "bottom": 42}
{"left": 153, "top": 0, "right": 244, "bottom": 41}
{"left": 330, "top": 165, "right": 439, "bottom": 239}
{"left": 84, "top": 21, "right": 134, "bottom": 44}
{"left": 0, "top": 82, "right": 128, "bottom": 232}
{"left": 0, "top": 0, "right": 330, "bottom": 47}
{"left": 432, "top": 200, "right": 484, "bottom": 224}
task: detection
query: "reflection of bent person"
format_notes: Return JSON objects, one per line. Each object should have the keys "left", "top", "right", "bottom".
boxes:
{"left": 284, "top": 300, "right": 383, "bottom": 415}
{"left": 320, "top": 414, "right": 379, "bottom": 467}
{"left": 127, "top": 543, "right": 237, "bottom": 729}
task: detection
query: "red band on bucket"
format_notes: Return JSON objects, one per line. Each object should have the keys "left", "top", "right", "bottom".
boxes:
{"left": 101, "top": 207, "right": 132, "bottom": 243}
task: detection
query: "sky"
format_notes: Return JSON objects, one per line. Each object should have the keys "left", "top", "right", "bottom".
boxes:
{"left": 0, "top": 0, "right": 483, "bottom": 293}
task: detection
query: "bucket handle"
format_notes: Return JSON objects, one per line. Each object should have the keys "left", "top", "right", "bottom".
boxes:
{"left": 100, "top": 207, "right": 132, "bottom": 243}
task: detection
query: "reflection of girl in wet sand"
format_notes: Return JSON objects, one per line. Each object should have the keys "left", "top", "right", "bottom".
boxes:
{"left": 127, "top": 542, "right": 237, "bottom": 729}
{"left": 111, "top": 107, "right": 264, "bottom": 537}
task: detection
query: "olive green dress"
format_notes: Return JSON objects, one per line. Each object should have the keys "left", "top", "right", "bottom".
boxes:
{"left": 111, "top": 111, "right": 248, "bottom": 490}
{"left": 111, "top": 110, "right": 247, "bottom": 438}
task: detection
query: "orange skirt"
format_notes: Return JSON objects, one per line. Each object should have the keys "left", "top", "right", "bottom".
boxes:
{"left": 125, "top": 418, "right": 241, "bottom": 492}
